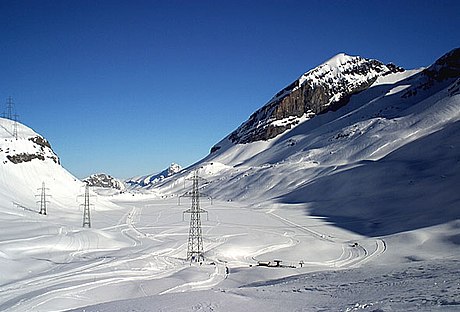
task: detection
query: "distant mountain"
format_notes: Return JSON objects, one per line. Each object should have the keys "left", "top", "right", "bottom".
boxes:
{"left": 83, "top": 173, "right": 125, "bottom": 191}
{"left": 126, "top": 163, "right": 182, "bottom": 188}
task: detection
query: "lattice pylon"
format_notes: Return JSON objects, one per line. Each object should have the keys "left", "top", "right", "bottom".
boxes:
{"left": 5, "top": 96, "right": 14, "bottom": 120}
{"left": 82, "top": 184, "right": 92, "bottom": 228}
{"left": 182, "top": 170, "right": 210, "bottom": 262}
{"left": 36, "top": 181, "right": 50, "bottom": 215}
{"left": 13, "top": 113, "right": 19, "bottom": 140}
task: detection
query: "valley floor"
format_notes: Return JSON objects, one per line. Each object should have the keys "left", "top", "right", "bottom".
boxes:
{"left": 0, "top": 195, "right": 458, "bottom": 311}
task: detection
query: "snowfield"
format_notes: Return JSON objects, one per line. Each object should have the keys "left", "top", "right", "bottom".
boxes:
{"left": 1, "top": 50, "right": 460, "bottom": 311}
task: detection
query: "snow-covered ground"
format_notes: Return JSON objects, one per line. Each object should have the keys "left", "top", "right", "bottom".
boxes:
{"left": 1, "top": 50, "right": 459, "bottom": 311}
{"left": 4, "top": 194, "right": 458, "bottom": 312}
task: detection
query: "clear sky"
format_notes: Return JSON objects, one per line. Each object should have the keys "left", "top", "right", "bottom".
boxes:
{"left": 1, "top": 0, "right": 458, "bottom": 179}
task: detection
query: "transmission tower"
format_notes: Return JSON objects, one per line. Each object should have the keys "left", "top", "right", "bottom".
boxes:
{"left": 2, "top": 97, "right": 19, "bottom": 139}
{"left": 4, "top": 96, "right": 14, "bottom": 120}
{"left": 36, "top": 182, "right": 50, "bottom": 215}
{"left": 181, "top": 170, "right": 211, "bottom": 262}
{"left": 13, "top": 113, "right": 19, "bottom": 140}
{"left": 80, "top": 184, "right": 94, "bottom": 228}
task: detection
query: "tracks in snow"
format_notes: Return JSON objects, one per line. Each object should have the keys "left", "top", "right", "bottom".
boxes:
{"left": 1, "top": 200, "right": 388, "bottom": 311}
{"left": 266, "top": 209, "right": 386, "bottom": 269}
{"left": 0, "top": 206, "right": 187, "bottom": 312}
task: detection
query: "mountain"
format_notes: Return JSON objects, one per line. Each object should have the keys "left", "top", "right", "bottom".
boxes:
{"left": 155, "top": 48, "right": 460, "bottom": 236}
{"left": 125, "top": 163, "right": 182, "bottom": 188}
{"left": 220, "top": 53, "right": 405, "bottom": 147}
{"left": 83, "top": 173, "right": 125, "bottom": 191}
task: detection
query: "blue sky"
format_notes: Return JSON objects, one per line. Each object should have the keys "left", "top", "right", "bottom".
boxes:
{"left": 1, "top": 0, "right": 458, "bottom": 178}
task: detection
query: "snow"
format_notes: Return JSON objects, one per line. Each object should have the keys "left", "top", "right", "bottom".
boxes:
{"left": 1, "top": 51, "right": 459, "bottom": 311}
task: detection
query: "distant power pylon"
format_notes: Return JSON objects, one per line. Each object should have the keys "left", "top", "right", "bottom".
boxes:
{"left": 79, "top": 184, "right": 94, "bottom": 228}
{"left": 4, "top": 96, "right": 14, "bottom": 120}
{"left": 181, "top": 170, "right": 211, "bottom": 262}
{"left": 13, "top": 113, "right": 19, "bottom": 140}
{"left": 36, "top": 182, "right": 51, "bottom": 215}
{"left": 2, "top": 97, "right": 19, "bottom": 139}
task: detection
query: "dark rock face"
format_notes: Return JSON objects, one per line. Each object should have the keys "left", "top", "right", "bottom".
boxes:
{"left": 229, "top": 54, "right": 405, "bottom": 144}
{"left": 210, "top": 145, "right": 221, "bottom": 154}
{"left": 403, "top": 48, "right": 460, "bottom": 98}
{"left": 7, "top": 153, "right": 45, "bottom": 164}
{"left": 6, "top": 152, "right": 59, "bottom": 164}
{"left": 29, "top": 136, "right": 52, "bottom": 149}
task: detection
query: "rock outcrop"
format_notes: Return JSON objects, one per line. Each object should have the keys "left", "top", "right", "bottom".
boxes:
{"left": 1, "top": 131, "right": 60, "bottom": 165}
{"left": 83, "top": 173, "right": 125, "bottom": 190}
{"left": 403, "top": 48, "right": 460, "bottom": 98}
{"left": 226, "top": 53, "right": 404, "bottom": 145}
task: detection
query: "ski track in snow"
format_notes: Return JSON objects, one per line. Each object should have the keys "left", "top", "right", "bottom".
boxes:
{"left": 0, "top": 203, "right": 188, "bottom": 311}
{"left": 0, "top": 199, "right": 390, "bottom": 312}
{"left": 266, "top": 209, "right": 386, "bottom": 269}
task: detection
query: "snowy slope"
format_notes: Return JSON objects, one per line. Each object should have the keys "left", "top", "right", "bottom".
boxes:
{"left": 0, "top": 118, "right": 81, "bottom": 212}
{"left": 0, "top": 119, "right": 132, "bottom": 310}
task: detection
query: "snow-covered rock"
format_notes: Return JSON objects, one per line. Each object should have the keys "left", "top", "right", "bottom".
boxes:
{"left": 83, "top": 173, "right": 125, "bottom": 191}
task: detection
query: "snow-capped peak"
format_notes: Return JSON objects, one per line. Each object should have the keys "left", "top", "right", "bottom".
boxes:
{"left": 321, "top": 52, "right": 355, "bottom": 68}
{"left": 227, "top": 53, "right": 405, "bottom": 145}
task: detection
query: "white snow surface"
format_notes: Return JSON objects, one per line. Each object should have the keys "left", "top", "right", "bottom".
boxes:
{"left": 1, "top": 53, "right": 460, "bottom": 312}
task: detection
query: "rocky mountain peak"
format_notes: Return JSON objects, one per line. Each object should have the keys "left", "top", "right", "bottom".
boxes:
{"left": 226, "top": 53, "right": 405, "bottom": 145}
